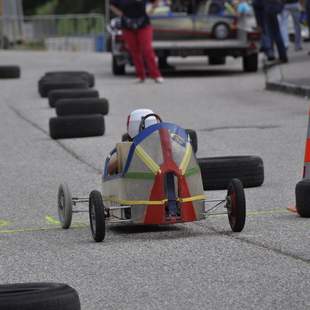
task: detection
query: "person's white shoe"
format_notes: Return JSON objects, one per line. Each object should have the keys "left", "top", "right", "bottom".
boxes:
{"left": 154, "top": 77, "right": 164, "bottom": 84}
{"left": 134, "top": 78, "right": 145, "bottom": 84}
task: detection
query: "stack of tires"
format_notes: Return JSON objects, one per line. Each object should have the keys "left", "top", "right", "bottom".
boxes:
{"left": 38, "top": 71, "right": 109, "bottom": 139}
{"left": 0, "top": 65, "right": 20, "bottom": 79}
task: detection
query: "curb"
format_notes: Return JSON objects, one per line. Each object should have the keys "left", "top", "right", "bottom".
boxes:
{"left": 266, "top": 81, "right": 310, "bottom": 98}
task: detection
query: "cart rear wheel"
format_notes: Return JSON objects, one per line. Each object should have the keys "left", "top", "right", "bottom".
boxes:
{"left": 57, "top": 183, "right": 72, "bottom": 229}
{"left": 89, "top": 191, "right": 106, "bottom": 242}
{"left": 226, "top": 179, "right": 246, "bottom": 232}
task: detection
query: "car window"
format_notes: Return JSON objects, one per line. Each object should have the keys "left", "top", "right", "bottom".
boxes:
{"left": 151, "top": 0, "right": 195, "bottom": 15}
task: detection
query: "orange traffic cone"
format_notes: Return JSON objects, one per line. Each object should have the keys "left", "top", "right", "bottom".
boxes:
{"left": 289, "top": 106, "right": 310, "bottom": 216}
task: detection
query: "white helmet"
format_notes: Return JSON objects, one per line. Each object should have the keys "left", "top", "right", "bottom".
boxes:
{"left": 127, "top": 109, "right": 157, "bottom": 139}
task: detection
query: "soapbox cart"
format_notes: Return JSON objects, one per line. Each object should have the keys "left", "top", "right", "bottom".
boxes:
{"left": 57, "top": 116, "right": 246, "bottom": 242}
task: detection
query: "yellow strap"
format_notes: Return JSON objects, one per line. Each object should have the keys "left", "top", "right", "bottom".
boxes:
{"left": 106, "top": 196, "right": 167, "bottom": 205}
{"left": 135, "top": 145, "right": 161, "bottom": 175}
{"left": 179, "top": 142, "right": 192, "bottom": 175}
{"left": 105, "top": 194, "right": 206, "bottom": 206}
{"left": 178, "top": 195, "right": 206, "bottom": 203}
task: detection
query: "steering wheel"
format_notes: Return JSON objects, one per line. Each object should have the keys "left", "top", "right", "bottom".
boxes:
{"left": 138, "top": 113, "right": 162, "bottom": 133}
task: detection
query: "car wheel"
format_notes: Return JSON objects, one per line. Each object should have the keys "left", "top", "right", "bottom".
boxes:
{"left": 0, "top": 283, "right": 80, "bottom": 310}
{"left": 48, "top": 89, "right": 99, "bottom": 108}
{"left": 295, "top": 179, "right": 310, "bottom": 218}
{"left": 212, "top": 23, "right": 230, "bottom": 40}
{"left": 57, "top": 183, "right": 73, "bottom": 229}
{"left": 56, "top": 98, "right": 109, "bottom": 116}
{"left": 198, "top": 156, "right": 264, "bottom": 190}
{"left": 185, "top": 129, "right": 198, "bottom": 154}
{"left": 226, "top": 179, "right": 246, "bottom": 232}
{"left": 89, "top": 190, "right": 106, "bottom": 242}
{"left": 243, "top": 53, "right": 258, "bottom": 72}
{"left": 112, "top": 56, "right": 126, "bottom": 75}
{"left": 49, "top": 115, "right": 105, "bottom": 139}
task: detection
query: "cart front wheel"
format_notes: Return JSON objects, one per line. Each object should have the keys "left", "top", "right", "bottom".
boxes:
{"left": 226, "top": 179, "right": 246, "bottom": 232}
{"left": 89, "top": 190, "right": 106, "bottom": 242}
{"left": 57, "top": 183, "right": 72, "bottom": 229}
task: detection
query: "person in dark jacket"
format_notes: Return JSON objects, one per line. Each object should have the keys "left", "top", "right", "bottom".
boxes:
{"left": 252, "top": 0, "right": 274, "bottom": 58}
{"left": 264, "top": 0, "right": 288, "bottom": 62}
{"left": 110, "top": 0, "right": 164, "bottom": 83}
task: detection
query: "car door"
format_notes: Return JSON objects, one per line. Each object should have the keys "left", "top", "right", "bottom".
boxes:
{"left": 150, "top": 0, "right": 195, "bottom": 40}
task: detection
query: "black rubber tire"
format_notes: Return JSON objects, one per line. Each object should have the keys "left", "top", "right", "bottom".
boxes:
{"left": 49, "top": 115, "right": 105, "bottom": 139}
{"left": 0, "top": 282, "right": 81, "bottom": 310}
{"left": 209, "top": 56, "right": 226, "bottom": 65}
{"left": 57, "top": 183, "right": 72, "bottom": 229}
{"left": 185, "top": 129, "right": 198, "bottom": 154}
{"left": 243, "top": 53, "right": 258, "bottom": 72}
{"left": 40, "top": 79, "right": 88, "bottom": 98}
{"left": 56, "top": 98, "right": 109, "bottom": 116}
{"left": 0, "top": 65, "right": 20, "bottom": 79}
{"left": 89, "top": 190, "right": 106, "bottom": 242}
{"left": 112, "top": 56, "right": 125, "bottom": 75}
{"left": 48, "top": 89, "right": 99, "bottom": 108}
{"left": 43, "top": 71, "right": 95, "bottom": 87}
{"left": 198, "top": 155, "right": 264, "bottom": 190}
{"left": 295, "top": 179, "right": 310, "bottom": 218}
{"left": 226, "top": 178, "right": 246, "bottom": 232}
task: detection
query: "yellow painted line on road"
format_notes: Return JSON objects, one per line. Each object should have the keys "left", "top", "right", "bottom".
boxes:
{"left": 0, "top": 219, "right": 10, "bottom": 227}
{"left": 45, "top": 215, "right": 60, "bottom": 225}
{"left": 0, "top": 223, "right": 88, "bottom": 235}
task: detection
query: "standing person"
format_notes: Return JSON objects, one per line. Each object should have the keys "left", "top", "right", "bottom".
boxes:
{"left": 305, "top": 0, "right": 310, "bottom": 41}
{"left": 264, "top": 0, "right": 289, "bottom": 62}
{"left": 252, "top": 0, "right": 275, "bottom": 59}
{"left": 278, "top": 0, "right": 302, "bottom": 50}
{"left": 110, "top": 0, "right": 164, "bottom": 83}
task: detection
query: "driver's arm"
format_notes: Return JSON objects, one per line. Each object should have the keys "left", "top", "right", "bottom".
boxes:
{"left": 108, "top": 154, "right": 118, "bottom": 175}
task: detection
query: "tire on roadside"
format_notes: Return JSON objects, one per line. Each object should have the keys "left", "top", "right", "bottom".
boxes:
{"left": 185, "top": 129, "right": 198, "bottom": 154}
{"left": 49, "top": 114, "right": 105, "bottom": 139}
{"left": 56, "top": 98, "right": 109, "bottom": 116}
{"left": 43, "top": 71, "right": 95, "bottom": 87}
{"left": 0, "top": 65, "right": 20, "bottom": 79}
{"left": 0, "top": 282, "right": 81, "bottom": 310}
{"left": 295, "top": 179, "right": 310, "bottom": 218}
{"left": 198, "top": 155, "right": 264, "bottom": 190}
{"left": 48, "top": 89, "right": 99, "bottom": 108}
{"left": 40, "top": 79, "right": 88, "bottom": 98}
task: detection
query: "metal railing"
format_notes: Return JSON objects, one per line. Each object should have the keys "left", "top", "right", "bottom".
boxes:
{"left": 0, "top": 14, "right": 107, "bottom": 52}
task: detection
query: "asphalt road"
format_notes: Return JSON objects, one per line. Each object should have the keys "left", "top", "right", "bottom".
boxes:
{"left": 0, "top": 51, "right": 309, "bottom": 310}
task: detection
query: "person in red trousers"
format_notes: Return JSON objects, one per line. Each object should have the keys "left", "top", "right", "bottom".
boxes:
{"left": 110, "top": 0, "right": 164, "bottom": 83}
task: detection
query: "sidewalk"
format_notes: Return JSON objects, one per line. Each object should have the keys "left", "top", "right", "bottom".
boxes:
{"left": 265, "top": 42, "right": 310, "bottom": 98}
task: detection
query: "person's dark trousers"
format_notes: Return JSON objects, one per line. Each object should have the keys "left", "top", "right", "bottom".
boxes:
{"left": 306, "top": 0, "right": 310, "bottom": 39}
{"left": 266, "top": 12, "right": 288, "bottom": 61}
{"left": 253, "top": 0, "right": 274, "bottom": 57}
